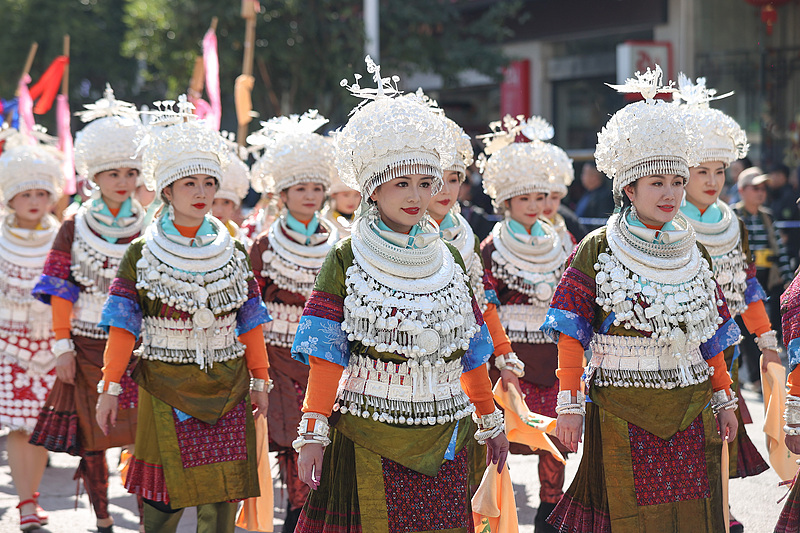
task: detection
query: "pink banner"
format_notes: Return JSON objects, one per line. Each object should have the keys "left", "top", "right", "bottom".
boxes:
{"left": 56, "top": 94, "right": 75, "bottom": 195}
{"left": 17, "top": 74, "right": 35, "bottom": 142}
{"left": 203, "top": 27, "right": 221, "bottom": 131}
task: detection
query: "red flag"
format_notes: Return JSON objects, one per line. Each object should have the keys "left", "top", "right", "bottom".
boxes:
{"left": 29, "top": 56, "right": 69, "bottom": 115}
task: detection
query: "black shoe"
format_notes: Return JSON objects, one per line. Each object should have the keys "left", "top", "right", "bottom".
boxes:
{"left": 534, "top": 501, "right": 558, "bottom": 533}
{"left": 97, "top": 526, "right": 114, "bottom": 533}
{"left": 729, "top": 515, "right": 744, "bottom": 533}
{"left": 283, "top": 507, "right": 302, "bottom": 533}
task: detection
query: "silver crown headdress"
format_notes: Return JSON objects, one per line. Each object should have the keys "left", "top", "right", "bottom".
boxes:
{"left": 73, "top": 84, "right": 146, "bottom": 183}
{"left": 248, "top": 110, "right": 333, "bottom": 195}
{"left": 478, "top": 115, "right": 568, "bottom": 206}
{"left": 139, "top": 95, "right": 229, "bottom": 197}
{"left": 595, "top": 65, "right": 696, "bottom": 207}
{"left": 214, "top": 131, "right": 251, "bottom": 207}
{"left": 674, "top": 74, "right": 748, "bottom": 166}
{"left": 335, "top": 56, "right": 455, "bottom": 197}
{"left": 0, "top": 126, "right": 63, "bottom": 205}
{"left": 408, "top": 88, "right": 474, "bottom": 180}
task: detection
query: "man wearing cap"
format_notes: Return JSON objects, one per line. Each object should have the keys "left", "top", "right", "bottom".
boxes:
{"left": 733, "top": 167, "right": 794, "bottom": 391}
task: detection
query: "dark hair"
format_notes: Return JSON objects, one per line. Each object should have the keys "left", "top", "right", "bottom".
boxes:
{"left": 737, "top": 157, "right": 753, "bottom": 169}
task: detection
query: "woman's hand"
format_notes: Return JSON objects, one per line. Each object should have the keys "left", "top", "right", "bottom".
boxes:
{"left": 55, "top": 350, "right": 77, "bottom": 384}
{"left": 298, "top": 442, "right": 324, "bottom": 490}
{"left": 555, "top": 413, "right": 584, "bottom": 453}
{"left": 95, "top": 393, "right": 119, "bottom": 436}
{"left": 716, "top": 409, "right": 738, "bottom": 442}
{"left": 251, "top": 390, "right": 269, "bottom": 419}
{"left": 761, "top": 348, "right": 782, "bottom": 374}
{"left": 485, "top": 432, "right": 510, "bottom": 473}
{"left": 500, "top": 369, "right": 523, "bottom": 396}
{"left": 786, "top": 432, "right": 800, "bottom": 455}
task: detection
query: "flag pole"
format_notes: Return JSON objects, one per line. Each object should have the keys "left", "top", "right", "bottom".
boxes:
{"left": 237, "top": 1, "right": 257, "bottom": 147}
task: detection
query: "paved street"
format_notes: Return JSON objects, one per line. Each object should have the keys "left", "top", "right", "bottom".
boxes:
{"left": 0, "top": 388, "right": 787, "bottom": 532}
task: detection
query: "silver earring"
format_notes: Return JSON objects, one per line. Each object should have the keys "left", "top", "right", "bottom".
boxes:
{"left": 630, "top": 204, "right": 639, "bottom": 221}
{"left": 168, "top": 203, "right": 175, "bottom": 221}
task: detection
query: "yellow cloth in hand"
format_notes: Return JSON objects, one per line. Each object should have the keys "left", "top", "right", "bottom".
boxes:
{"left": 493, "top": 381, "right": 565, "bottom": 464}
{"left": 236, "top": 416, "right": 274, "bottom": 532}
{"left": 471, "top": 463, "right": 518, "bottom": 533}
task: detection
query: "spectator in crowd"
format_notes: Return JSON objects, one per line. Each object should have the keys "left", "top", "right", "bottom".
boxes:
{"left": 733, "top": 167, "right": 794, "bottom": 390}
{"left": 768, "top": 164, "right": 800, "bottom": 267}
{"left": 573, "top": 162, "right": 614, "bottom": 228}
{"left": 725, "top": 157, "right": 752, "bottom": 205}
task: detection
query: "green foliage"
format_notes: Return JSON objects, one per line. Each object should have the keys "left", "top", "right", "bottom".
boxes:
{"left": 2, "top": 0, "right": 521, "bottom": 131}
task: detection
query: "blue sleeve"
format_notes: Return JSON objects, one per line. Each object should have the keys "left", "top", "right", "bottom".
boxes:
{"left": 461, "top": 322, "right": 494, "bottom": 373}
{"left": 788, "top": 338, "right": 800, "bottom": 373}
{"left": 744, "top": 277, "right": 768, "bottom": 305}
{"left": 98, "top": 295, "right": 143, "bottom": 339}
{"left": 236, "top": 297, "right": 271, "bottom": 336}
{"left": 32, "top": 275, "right": 80, "bottom": 305}
{"left": 291, "top": 315, "right": 350, "bottom": 367}
{"left": 485, "top": 289, "right": 501, "bottom": 306}
{"left": 540, "top": 308, "right": 594, "bottom": 349}
{"left": 700, "top": 318, "right": 741, "bottom": 361}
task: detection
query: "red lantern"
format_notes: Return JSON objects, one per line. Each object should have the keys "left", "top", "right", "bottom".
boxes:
{"left": 744, "top": 0, "right": 791, "bottom": 35}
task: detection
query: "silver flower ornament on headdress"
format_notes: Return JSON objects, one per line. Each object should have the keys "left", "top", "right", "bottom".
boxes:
{"left": 248, "top": 110, "right": 334, "bottom": 195}
{"left": 73, "top": 84, "right": 146, "bottom": 183}
{"left": 139, "top": 96, "right": 229, "bottom": 197}
{"left": 674, "top": 74, "right": 747, "bottom": 166}
{"left": 595, "top": 64, "right": 697, "bottom": 207}
{"left": 335, "top": 57, "right": 455, "bottom": 197}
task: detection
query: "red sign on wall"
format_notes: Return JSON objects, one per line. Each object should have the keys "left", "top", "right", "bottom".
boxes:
{"left": 500, "top": 60, "right": 530, "bottom": 118}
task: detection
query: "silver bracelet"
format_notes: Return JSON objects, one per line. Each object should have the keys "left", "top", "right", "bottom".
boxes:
{"left": 250, "top": 378, "right": 274, "bottom": 393}
{"left": 495, "top": 352, "right": 525, "bottom": 378}
{"left": 711, "top": 389, "right": 739, "bottom": 414}
{"left": 96, "top": 380, "right": 123, "bottom": 396}
{"left": 53, "top": 338, "right": 75, "bottom": 357}
{"left": 472, "top": 408, "right": 505, "bottom": 444}
{"left": 292, "top": 413, "right": 332, "bottom": 451}
{"left": 555, "top": 390, "right": 586, "bottom": 416}
{"left": 755, "top": 330, "right": 782, "bottom": 353}
{"left": 784, "top": 425, "right": 800, "bottom": 436}
{"left": 784, "top": 395, "right": 800, "bottom": 426}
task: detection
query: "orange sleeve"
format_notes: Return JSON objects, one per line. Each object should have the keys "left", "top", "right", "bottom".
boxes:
{"left": 100, "top": 326, "right": 136, "bottom": 388}
{"left": 483, "top": 303, "right": 512, "bottom": 357}
{"left": 740, "top": 299, "right": 772, "bottom": 338}
{"left": 788, "top": 366, "right": 800, "bottom": 397}
{"left": 51, "top": 295, "right": 73, "bottom": 341}
{"left": 239, "top": 326, "right": 270, "bottom": 381}
{"left": 556, "top": 335, "right": 585, "bottom": 394}
{"left": 460, "top": 364, "right": 496, "bottom": 416}
{"left": 707, "top": 352, "right": 733, "bottom": 393}
{"left": 302, "top": 358, "right": 345, "bottom": 417}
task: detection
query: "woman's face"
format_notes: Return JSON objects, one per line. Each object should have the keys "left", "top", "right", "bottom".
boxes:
{"left": 685, "top": 161, "right": 725, "bottom": 211}
{"left": 427, "top": 171, "right": 461, "bottom": 221}
{"left": 163, "top": 174, "right": 217, "bottom": 225}
{"left": 7, "top": 189, "right": 52, "bottom": 227}
{"left": 505, "top": 192, "right": 547, "bottom": 232}
{"left": 624, "top": 174, "right": 685, "bottom": 227}
{"left": 212, "top": 198, "right": 237, "bottom": 223}
{"left": 542, "top": 190, "right": 563, "bottom": 221}
{"left": 331, "top": 189, "right": 362, "bottom": 216}
{"left": 280, "top": 182, "right": 326, "bottom": 221}
{"left": 94, "top": 168, "right": 139, "bottom": 210}
{"left": 369, "top": 174, "right": 434, "bottom": 233}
